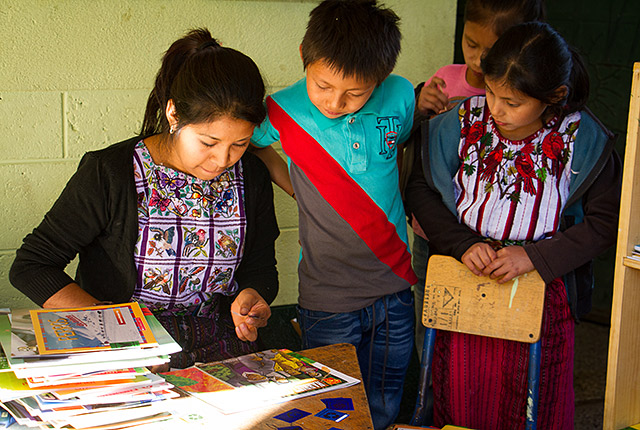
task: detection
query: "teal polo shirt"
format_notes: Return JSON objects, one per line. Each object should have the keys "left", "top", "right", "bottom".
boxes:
{"left": 252, "top": 74, "right": 417, "bottom": 312}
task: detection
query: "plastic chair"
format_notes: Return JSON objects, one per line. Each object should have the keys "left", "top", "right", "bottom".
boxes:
{"left": 410, "top": 255, "right": 546, "bottom": 430}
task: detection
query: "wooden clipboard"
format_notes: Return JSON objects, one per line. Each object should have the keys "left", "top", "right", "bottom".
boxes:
{"left": 421, "top": 255, "right": 546, "bottom": 343}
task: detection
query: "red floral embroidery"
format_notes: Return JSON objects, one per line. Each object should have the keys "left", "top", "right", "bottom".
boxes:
{"left": 479, "top": 145, "right": 503, "bottom": 182}
{"left": 515, "top": 153, "right": 537, "bottom": 195}
{"left": 459, "top": 98, "right": 576, "bottom": 203}
{"left": 542, "top": 131, "right": 565, "bottom": 176}
{"left": 461, "top": 122, "right": 487, "bottom": 159}
{"left": 467, "top": 122, "right": 485, "bottom": 145}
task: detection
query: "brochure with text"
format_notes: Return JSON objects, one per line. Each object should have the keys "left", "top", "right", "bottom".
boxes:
{"left": 30, "top": 303, "right": 157, "bottom": 355}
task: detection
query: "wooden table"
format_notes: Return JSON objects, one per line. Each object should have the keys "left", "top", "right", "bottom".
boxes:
{"left": 212, "top": 342, "right": 374, "bottom": 429}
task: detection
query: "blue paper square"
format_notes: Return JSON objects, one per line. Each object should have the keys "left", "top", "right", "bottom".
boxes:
{"left": 274, "top": 408, "right": 311, "bottom": 423}
{"left": 315, "top": 408, "right": 349, "bottom": 422}
{"left": 321, "top": 397, "right": 354, "bottom": 411}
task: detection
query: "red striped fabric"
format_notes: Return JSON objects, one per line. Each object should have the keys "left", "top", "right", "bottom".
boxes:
{"left": 432, "top": 278, "right": 574, "bottom": 429}
{"left": 267, "top": 97, "right": 417, "bottom": 285}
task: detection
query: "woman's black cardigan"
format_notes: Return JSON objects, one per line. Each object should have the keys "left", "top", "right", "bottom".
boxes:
{"left": 10, "top": 137, "right": 280, "bottom": 307}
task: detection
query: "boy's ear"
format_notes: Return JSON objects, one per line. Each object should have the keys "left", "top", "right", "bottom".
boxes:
{"left": 550, "top": 85, "right": 569, "bottom": 104}
{"left": 299, "top": 44, "right": 304, "bottom": 63}
{"left": 165, "top": 99, "right": 178, "bottom": 126}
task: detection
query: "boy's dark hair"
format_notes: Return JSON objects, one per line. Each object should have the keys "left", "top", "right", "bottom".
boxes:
{"left": 300, "top": 0, "right": 401, "bottom": 85}
{"left": 465, "top": 0, "right": 546, "bottom": 37}
{"left": 481, "top": 21, "right": 589, "bottom": 116}
{"left": 141, "top": 28, "right": 266, "bottom": 136}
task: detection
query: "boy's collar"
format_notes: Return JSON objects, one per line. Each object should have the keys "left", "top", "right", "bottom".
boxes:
{"left": 306, "top": 78, "right": 383, "bottom": 130}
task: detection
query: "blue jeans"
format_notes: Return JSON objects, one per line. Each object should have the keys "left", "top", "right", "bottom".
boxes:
{"left": 297, "top": 289, "right": 415, "bottom": 430}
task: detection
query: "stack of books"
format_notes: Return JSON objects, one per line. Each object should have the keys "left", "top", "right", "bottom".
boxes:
{"left": 628, "top": 244, "right": 640, "bottom": 262}
{"left": 0, "top": 302, "right": 184, "bottom": 429}
{"left": 0, "top": 303, "right": 363, "bottom": 429}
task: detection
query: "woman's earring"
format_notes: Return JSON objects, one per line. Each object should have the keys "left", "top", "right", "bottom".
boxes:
{"left": 169, "top": 124, "right": 177, "bottom": 134}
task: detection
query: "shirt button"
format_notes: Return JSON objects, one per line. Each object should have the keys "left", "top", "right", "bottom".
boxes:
{"left": 348, "top": 117, "right": 355, "bottom": 124}
{"left": 353, "top": 142, "right": 360, "bottom": 149}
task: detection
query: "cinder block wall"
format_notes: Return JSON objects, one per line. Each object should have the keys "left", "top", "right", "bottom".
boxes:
{"left": 0, "top": 0, "right": 455, "bottom": 308}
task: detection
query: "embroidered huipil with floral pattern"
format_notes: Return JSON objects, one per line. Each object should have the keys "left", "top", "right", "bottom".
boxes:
{"left": 455, "top": 96, "right": 581, "bottom": 243}
{"left": 131, "top": 141, "right": 246, "bottom": 317}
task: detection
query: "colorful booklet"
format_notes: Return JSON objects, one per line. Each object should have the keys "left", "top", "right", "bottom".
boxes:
{"left": 159, "top": 348, "right": 360, "bottom": 414}
{"left": 0, "top": 305, "right": 180, "bottom": 379}
{"left": 30, "top": 302, "right": 157, "bottom": 355}
{"left": 10, "top": 308, "right": 47, "bottom": 358}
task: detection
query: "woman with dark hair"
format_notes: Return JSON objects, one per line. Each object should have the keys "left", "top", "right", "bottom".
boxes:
{"left": 10, "top": 28, "right": 279, "bottom": 370}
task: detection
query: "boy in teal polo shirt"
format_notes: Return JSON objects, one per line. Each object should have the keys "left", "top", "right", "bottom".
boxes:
{"left": 251, "top": 1, "right": 416, "bottom": 427}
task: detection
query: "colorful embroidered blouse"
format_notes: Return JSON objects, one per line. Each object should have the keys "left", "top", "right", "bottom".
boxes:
{"left": 455, "top": 96, "right": 581, "bottom": 243}
{"left": 131, "top": 141, "right": 246, "bottom": 316}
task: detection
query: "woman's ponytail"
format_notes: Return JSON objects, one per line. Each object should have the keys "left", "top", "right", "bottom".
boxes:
{"left": 139, "top": 29, "right": 264, "bottom": 138}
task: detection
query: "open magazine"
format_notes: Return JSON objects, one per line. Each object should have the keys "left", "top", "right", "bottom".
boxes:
{"left": 159, "top": 348, "right": 360, "bottom": 414}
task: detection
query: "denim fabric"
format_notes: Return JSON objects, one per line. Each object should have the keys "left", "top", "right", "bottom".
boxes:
{"left": 297, "top": 289, "right": 415, "bottom": 430}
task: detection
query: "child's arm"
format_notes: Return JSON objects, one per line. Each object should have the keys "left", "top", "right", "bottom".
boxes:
{"left": 405, "top": 142, "right": 483, "bottom": 260}
{"left": 469, "top": 151, "right": 621, "bottom": 284}
{"left": 250, "top": 145, "right": 296, "bottom": 199}
{"left": 417, "top": 77, "right": 449, "bottom": 116}
{"left": 522, "top": 152, "right": 622, "bottom": 284}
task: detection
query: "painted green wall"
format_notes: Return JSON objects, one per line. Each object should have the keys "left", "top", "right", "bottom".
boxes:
{"left": 0, "top": 0, "right": 456, "bottom": 308}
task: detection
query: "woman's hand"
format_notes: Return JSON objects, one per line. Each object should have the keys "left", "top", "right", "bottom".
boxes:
{"left": 147, "top": 363, "right": 170, "bottom": 374}
{"left": 482, "top": 246, "right": 535, "bottom": 283}
{"left": 461, "top": 242, "right": 497, "bottom": 276}
{"left": 230, "top": 288, "right": 271, "bottom": 342}
{"left": 417, "top": 77, "right": 449, "bottom": 116}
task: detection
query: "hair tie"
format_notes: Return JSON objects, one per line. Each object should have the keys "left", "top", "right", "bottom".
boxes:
{"left": 198, "top": 40, "right": 220, "bottom": 51}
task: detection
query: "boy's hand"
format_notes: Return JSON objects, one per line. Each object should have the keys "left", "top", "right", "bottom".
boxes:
{"left": 417, "top": 77, "right": 449, "bottom": 116}
{"left": 230, "top": 288, "right": 271, "bottom": 342}
{"left": 481, "top": 246, "right": 535, "bottom": 283}
{"left": 461, "top": 242, "right": 497, "bottom": 276}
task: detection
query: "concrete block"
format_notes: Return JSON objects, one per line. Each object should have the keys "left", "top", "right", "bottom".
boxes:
{"left": 0, "top": 91, "right": 62, "bottom": 160}
{"left": 273, "top": 187, "right": 299, "bottom": 229}
{"left": 66, "top": 89, "right": 149, "bottom": 158}
{"left": 0, "top": 161, "right": 78, "bottom": 249}
{"left": 272, "top": 229, "right": 300, "bottom": 306}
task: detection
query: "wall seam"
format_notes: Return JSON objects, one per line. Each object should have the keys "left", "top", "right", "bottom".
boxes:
{"left": 0, "top": 159, "right": 81, "bottom": 166}
{"left": 62, "top": 91, "right": 68, "bottom": 158}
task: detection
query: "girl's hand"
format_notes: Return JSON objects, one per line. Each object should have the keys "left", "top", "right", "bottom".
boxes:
{"left": 461, "top": 242, "right": 497, "bottom": 276}
{"left": 417, "top": 77, "right": 449, "bottom": 116}
{"left": 482, "top": 246, "right": 535, "bottom": 283}
{"left": 230, "top": 288, "right": 271, "bottom": 342}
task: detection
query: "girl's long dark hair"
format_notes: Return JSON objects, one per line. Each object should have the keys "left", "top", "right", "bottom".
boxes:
{"left": 481, "top": 21, "right": 589, "bottom": 118}
{"left": 464, "top": 0, "right": 546, "bottom": 37}
{"left": 140, "top": 28, "right": 266, "bottom": 136}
